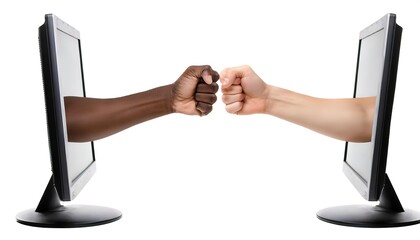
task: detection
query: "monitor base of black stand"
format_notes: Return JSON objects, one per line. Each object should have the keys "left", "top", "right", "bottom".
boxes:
{"left": 16, "top": 176, "right": 122, "bottom": 228}
{"left": 16, "top": 204, "right": 122, "bottom": 228}
{"left": 317, "top": 204, "right": 420, "bottom": 228}
{"left": 317, "top": 174, "right": 420, "bottom": 228}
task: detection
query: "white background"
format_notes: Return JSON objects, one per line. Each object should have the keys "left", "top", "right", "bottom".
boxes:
{"left": 1, "top": 0, "right": 420, "bottom": 239}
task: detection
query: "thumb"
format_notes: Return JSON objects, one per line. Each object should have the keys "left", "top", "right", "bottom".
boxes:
{"left": 186, "top": 65, "right": 219, "bottom": 85}
{"left": 201, "top": 70, "right": 213, "bottom": 85}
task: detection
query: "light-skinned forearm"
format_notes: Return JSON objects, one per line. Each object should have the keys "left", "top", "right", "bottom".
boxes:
{"left": 264, "top": 85, "right": 375, "bottom": 142}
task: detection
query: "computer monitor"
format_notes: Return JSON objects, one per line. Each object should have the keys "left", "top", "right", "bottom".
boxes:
{"left": 317, "top": 13, "right": 420, "bottom": 227}
{"left": 16, "top": 14, "right": 122, "bottom": 228}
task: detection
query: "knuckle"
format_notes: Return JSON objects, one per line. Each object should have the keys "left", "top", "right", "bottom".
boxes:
{"left": 226, "top": 105, "right": 235, "bottom": 114}
{"left": 222, "top": 94, "right": 228, "bottom": 103}
{"left": 210, "top": 94, "right": 217, "bottom": 104}
{"left": 211, "top": 83, "right": 219, "bottom": 92}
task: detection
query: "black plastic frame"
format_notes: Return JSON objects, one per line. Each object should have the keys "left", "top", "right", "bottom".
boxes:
{"left": 38, "top": 14, "right": 96, "bottom": 201}
{"left": 343, "top": 13, "right": 402, "bottom": 201}
{"left": 16, "top": 14, "right": 121, "bottom": 228}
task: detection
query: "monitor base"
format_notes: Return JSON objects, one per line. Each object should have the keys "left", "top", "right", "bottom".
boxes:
{"left": 16, "top": 205, "right": 122, "bottom": 228}
{"left": 317, "top": 204, "right": 420, "bottom": 228}
{"left": 317, "top": 175, "right": 420, "bottom": 227}
{"left": 16, "top": 176, "right": 122, "bottom": 228}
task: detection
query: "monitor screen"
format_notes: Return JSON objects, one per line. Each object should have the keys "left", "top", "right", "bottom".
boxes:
{"left": 343, "top": 27, "right": 386, "bottom": 199}
{"left": 341, "top": 13, "right": 402, "bottom": 202}
{"left": 16, "top": 14, "right": 121, "bottom": 228}
{"left": 55, "top": 23, "right": 95, "bottom": 198}
{"left": 317, "top": 14, "right": 420, "bottom": 228}
{"left": 39, "top": 14, "right": 96, "bottom": 201}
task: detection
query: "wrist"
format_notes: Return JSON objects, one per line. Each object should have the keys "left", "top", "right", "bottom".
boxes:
{"left": 262, "top": 84, "right": 277, "bottom": 115}
{"left": 264, "top": 85, "right": 288, "bottom": 116}
{"left": 163, "top": 84, "right": 176, "bottom": 114}
{"left": 137, "top": 84, "right": 175, "bottom": 116}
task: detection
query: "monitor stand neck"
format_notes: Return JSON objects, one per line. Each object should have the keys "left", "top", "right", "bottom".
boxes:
{"left": 317, "top": 173, "right": 420, "bottom": 228}
{"left": 377, "top": 174, "right": 404, "bottom": 212}
{"left": 35, "top": 176, "right": 63, "bottom": 213}
{"left": 16, "top": 175, "right": 122, "bottom": 228}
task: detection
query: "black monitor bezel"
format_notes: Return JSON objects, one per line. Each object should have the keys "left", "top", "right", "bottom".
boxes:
{"left": 343, "top": 13, "right": 402, "bottom": 201}
{"left": 39, "top": 14, "right": 96, "bottom": 201}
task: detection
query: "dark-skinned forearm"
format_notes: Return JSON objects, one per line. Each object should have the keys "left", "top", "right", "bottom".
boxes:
{"left": 65, "top": 84, "right": 173, "bottom": 142}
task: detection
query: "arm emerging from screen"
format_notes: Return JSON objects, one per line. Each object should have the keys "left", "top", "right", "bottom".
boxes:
{"left": 220, "top": 65, "right": 375, "bottom": 142}
{"left": 65, "top": 65, "right": 219, "bottom": 142}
